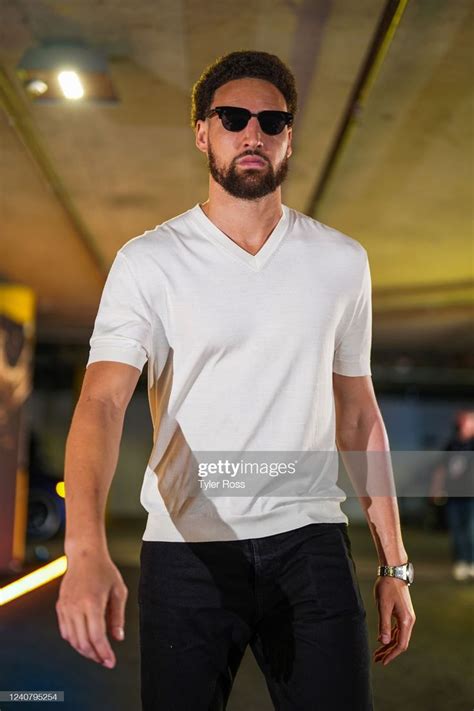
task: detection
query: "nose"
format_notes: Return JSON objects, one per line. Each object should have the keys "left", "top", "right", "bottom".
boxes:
{"left": 242, "top": 115, "right": 263, "bottom": 147}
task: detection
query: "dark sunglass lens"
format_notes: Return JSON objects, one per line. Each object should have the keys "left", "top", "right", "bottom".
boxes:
{"left": 221, "top": 108, "right": 249, "bottom": 131}
{"left": 259, "top": 112, "right": 286, "bottom": 135}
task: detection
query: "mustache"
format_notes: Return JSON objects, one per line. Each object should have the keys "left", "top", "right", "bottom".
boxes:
{"left": 236, "top": 152, "right": 268, "bottom": 163}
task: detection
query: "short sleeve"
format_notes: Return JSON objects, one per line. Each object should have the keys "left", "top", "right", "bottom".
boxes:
{"left": 86, "top": 251, "right": 152, "bottom": 372}
{"left": 333, "top": 251, "right": 372, "bottom": 377}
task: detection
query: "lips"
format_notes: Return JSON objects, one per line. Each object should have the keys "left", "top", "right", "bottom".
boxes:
{"left": 238, "top": 157, "right": 266, "bottom": 167}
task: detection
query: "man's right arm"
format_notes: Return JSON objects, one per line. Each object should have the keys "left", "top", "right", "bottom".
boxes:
{"left": 56, "top": 360, "right": 142, "bottom": 669}
{"left": 63, "top": 360, "right": 141, "bottom": 556}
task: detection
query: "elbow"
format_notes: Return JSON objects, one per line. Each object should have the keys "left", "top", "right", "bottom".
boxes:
{"left": 75, "top": 393, "right": 126, "bottom": 423}
{"left": 336, "top": 408, "right": 387, "bottom": 451}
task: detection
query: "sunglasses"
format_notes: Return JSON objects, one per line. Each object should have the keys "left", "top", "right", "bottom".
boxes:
{"left": 206, "top": 106, "right": 293, "bottom": 135}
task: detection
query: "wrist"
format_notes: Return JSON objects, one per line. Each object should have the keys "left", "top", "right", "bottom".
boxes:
{"left": 65, "top": 535, "right": 109, "bottom": 559}
{"left": 378, "top": 552, "right": 408, "bottom": 566}
{"left": 377, "top": 560, "right": 414, "bottom": 586}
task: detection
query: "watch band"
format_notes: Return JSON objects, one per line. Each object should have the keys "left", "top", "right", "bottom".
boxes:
{"left": 377, "top": 561, "right": 414, "bottom": 586}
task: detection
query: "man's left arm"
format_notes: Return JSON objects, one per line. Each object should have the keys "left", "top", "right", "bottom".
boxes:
{"left": 333, "top": 372, "right": 416, "bottom": 667}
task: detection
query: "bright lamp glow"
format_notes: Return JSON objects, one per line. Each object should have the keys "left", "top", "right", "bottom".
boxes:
{"left": 57, "top": 70, "right": 84, "bottom": 100}
{"left": 25, "top": 79, "right": 49, "bottom": 96}
{"left": 17, "top": 41, "right": 118, "bottom": 102}
{"left": 0, "top": 556, "right": 68, "bottom": 606}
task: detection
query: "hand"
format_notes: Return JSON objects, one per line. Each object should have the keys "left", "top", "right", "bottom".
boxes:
{"left": 373, "top": 576, "right": 416, "bottom": 666}
{"left": 56, "top": 551, "right": 128, "bottom": 669}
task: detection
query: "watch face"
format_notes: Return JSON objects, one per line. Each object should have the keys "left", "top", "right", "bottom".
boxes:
{"left": 407, "top": 562, "right": 414, "bottom": 584}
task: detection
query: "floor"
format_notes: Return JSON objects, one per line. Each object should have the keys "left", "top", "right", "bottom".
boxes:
{"left": 1, "top": 520, "right": 473, "bottom": 710}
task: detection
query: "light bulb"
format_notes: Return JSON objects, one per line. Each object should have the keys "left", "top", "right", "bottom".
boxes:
{"left": 57, "top": 70, "right": 84, "bottom": 99}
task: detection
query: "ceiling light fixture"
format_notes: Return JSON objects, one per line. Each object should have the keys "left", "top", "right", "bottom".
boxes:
{"left": 16, "top": 40, "right": 118, "bottom": 103}
{"left": 57, "top": 70, "right": 84, "bottom": 100}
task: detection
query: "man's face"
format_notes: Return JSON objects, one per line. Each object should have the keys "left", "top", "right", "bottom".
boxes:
{"left": 195, "top": 78, "right": 293, "bottom": 200}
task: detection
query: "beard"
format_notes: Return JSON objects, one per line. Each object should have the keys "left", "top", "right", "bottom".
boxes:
{"left": 206, "top": 140, "right": 289, "bottom": 200}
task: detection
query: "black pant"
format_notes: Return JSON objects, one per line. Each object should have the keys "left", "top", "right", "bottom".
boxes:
{"left": 138, "top": 522, "right": 374, "bottom": 710}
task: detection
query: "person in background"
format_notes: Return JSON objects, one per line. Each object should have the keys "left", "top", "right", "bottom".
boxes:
{"left": 430, "top": 410, "right": 474, "bottom": 581}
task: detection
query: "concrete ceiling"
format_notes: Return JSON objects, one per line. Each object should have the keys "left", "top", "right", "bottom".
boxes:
{"left": 0, "top": 0, "right": 472, "bottom": 359}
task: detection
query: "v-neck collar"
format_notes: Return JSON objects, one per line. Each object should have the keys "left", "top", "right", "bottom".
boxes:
{"left": 192, "top": 202, "right": 290, "bottom": 272}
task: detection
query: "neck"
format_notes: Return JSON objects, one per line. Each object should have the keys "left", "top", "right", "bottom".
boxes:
{"left": 200, "top": 184, "right": 283, "bottom": 255}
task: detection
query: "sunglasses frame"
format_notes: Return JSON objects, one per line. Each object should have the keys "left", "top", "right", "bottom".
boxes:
{"left": 206, "top": 106, "right": 294, "bottom": 135}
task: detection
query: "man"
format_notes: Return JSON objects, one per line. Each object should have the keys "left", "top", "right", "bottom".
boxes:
{"left": 430, "top": 410, "right": 474, "bottom": 581}
{"left": 56, "top": 50, "right": 416, "bottom": 710}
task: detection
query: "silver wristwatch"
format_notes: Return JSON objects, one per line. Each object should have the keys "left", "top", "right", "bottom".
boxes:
{"left": 377, "top": 561, "right": 414, "bottom": 586}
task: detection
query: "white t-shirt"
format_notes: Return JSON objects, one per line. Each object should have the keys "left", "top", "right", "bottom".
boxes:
{"left": 86, "top": 203, "right": 372, "bottom": 541}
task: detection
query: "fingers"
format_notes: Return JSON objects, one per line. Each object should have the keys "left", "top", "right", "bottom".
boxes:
{"left": 378, "top": 616, "right": 393, "bottom": 645}
{"left": 85, "top": 603, "right": 117, "bottom": 668}
{"left": 373, "top": 624, "right": 398, "bottom": 665}
{"left": 373, "top": 612, "right": 416, "bottom": 666}
{"left": 73, "top": 612, "right": 104, "bottom": 665}
{"left": 373, "top": 579, "right": 416, "bottom": 667}
{"left": 106, "top": 583, "right": 128, "bottom": 642}
{"left": 56, "top": 595, "right": 117, "bottom": 668}
{"left": 56, "top": 602, "right": 68, "bottom": 642}
{"left": 378, "top": 613, "right": 415, "bottom": 665}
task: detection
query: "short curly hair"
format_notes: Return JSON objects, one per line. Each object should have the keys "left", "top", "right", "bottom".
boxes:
{"left": 190, "top": 50, "right": 298, "bottom": 129}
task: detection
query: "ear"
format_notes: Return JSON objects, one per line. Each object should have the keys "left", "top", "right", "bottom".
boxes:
{"left": 195, "top": 120, "right": 208, "bottom": 155}
{"left": 286, "top": 127, "right": 293, "bottom": 159}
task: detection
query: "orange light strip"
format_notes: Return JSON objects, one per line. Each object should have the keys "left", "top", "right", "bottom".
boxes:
{"left": 0, "top": 556, "right": 67, "bottom": 606}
